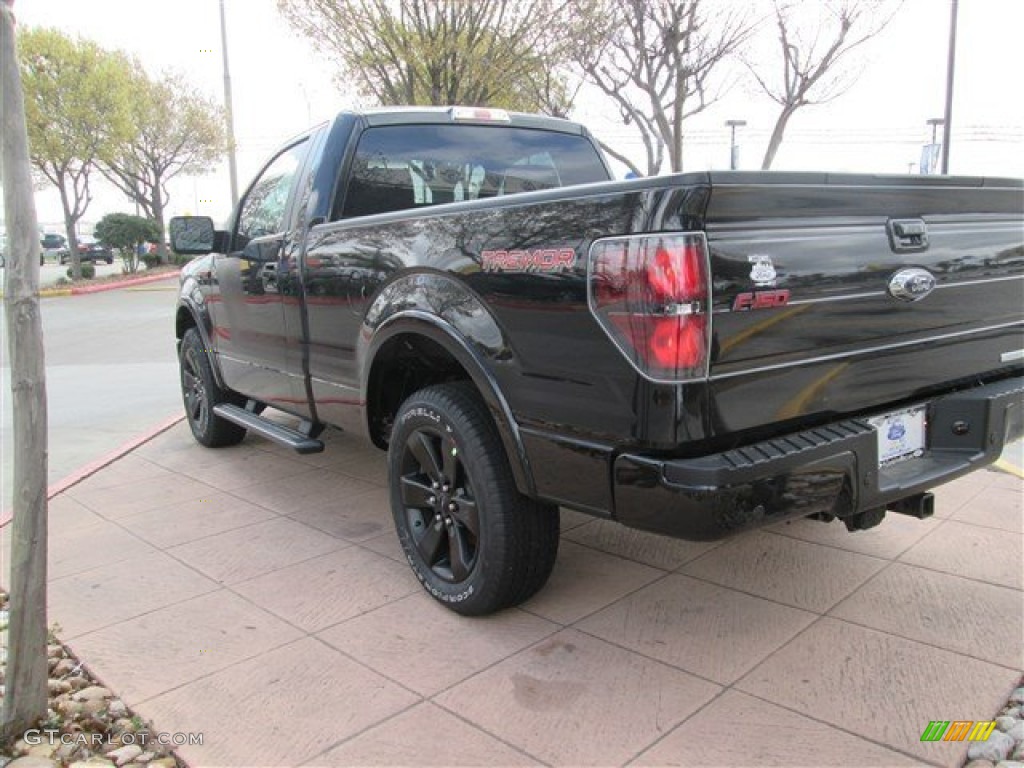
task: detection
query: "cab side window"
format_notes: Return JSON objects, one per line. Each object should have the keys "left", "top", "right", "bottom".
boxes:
{"left": 235, "top": 140, "right": 308, "bottom": 248}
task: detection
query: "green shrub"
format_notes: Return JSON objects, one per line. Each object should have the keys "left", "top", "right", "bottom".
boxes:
{"left": 142, "top": 253, "right": 161, "bottom": 269}
{"left": 67, "top": 263, "right": 95, "bottom": 279}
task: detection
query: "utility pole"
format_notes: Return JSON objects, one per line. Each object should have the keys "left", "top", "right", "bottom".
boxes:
{"left": 220, "top": 0, "right": 239, "bottom": 207}
{"left": 725, "top": 120, "right": 747, "bottom": 170}
{"left": 940, "top": 0, "right": 958, "bottom": 174}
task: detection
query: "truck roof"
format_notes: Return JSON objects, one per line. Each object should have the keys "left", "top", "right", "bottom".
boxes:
{"left": 346, "top": 106, "right": 588, "bottom": 136}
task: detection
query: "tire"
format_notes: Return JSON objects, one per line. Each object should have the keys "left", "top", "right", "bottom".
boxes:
{"left": 389, "top": 382, "right": 559, "bottom": 615}
{"left": 178, "top": 327, "right": 247, "bottom": 447}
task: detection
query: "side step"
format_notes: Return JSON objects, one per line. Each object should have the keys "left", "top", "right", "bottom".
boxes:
{"left": 213, "top": 403, "right": 325, "bottom": 454}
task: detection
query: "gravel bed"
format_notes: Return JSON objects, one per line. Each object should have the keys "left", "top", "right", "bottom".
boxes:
{"left": 964, "top": 679, "right": 1024, "bottom": 767}
{"left": 0, "top": 592, "right": 183, "bottom": 768}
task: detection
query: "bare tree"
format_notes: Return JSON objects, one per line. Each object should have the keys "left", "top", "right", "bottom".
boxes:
{"left": 101, "top": 71, "right": 225, "bottom": 263}
{"left": 278, "top": 0, "right": 576, "bottom": 115}
{"left": 1, "top": 0, "right": 50, "bottom": 739}
{"left": 572, "top": 0, "right": 752, "bottom": 175}
{"left": 753, "top": 0, "right": 900, "bottom": 169}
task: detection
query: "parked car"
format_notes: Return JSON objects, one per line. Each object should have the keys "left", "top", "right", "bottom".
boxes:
{"left": 60, "top": 235, "right": 113, "bottom": 265}
{"left": 1, "top": 232, "right": 47, "bottom": 267}
{"left": 40, "top": 233, "right": 66, "bottom": 251}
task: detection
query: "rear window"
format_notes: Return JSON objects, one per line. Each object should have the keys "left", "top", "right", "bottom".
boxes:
{"left": 336, "top": 124, "right": 608, "bottom": 220}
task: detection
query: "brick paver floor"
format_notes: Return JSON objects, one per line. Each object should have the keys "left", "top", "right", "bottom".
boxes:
{"left": 4, "top": 421, "right": 1021, "bottom": 767}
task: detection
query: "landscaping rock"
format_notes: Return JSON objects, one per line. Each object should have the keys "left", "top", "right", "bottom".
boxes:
{"left": 107, "top": 745, "right": 142, "bottom": 766}
{"left": 969, "top": 730, "right": 1015, "bottom": 762}
{"left": 74, "top": 685, "right": 113, "bottom": 702}
{"left": 7, "top": 758, "right": 59, "bottom": 768}
{"left": 48, "top": 678, "right": 72, "bottom": 695}
{"left": 1007, "top": 721, "right": 1024, "bottom": 742}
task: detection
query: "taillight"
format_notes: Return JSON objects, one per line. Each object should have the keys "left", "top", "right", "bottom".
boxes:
{"left": 588, "top": 233, "right": 710, "bottom": 381}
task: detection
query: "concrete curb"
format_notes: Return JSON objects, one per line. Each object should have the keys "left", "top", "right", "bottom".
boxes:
{"left": 68, "top": 269, "right": 180, "bottom": 295}
{"left": 994, "top": 458, "right": 1024, "bottom": 479}
{"left": 0, "top": 269, "right": 181, "bottom": 299}
{"left": 0, "top": 413, "right": 185, "bottom": 530}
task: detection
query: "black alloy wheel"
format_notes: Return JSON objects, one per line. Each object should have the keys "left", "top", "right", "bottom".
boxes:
{"left": 389, "top": 382, "right": 559, "bottom": 615}
{"left": 399, "top": 426, "right": 480, "bottom": 583}
{"left": 178, "top": 327, "right": 247, "bottom": 447}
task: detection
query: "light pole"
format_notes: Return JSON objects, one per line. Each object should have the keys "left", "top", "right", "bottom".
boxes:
{"left": 725, "top": 120, "right": 747, "bottom": 170}
{"left": 220, "top": 0, "right": 239, "bottom": 208}
{"left": 940, "top": 0, "right": 958, "bottom": 174}
{"left": 926, "top": 117, "right": 945, "bottom": 146}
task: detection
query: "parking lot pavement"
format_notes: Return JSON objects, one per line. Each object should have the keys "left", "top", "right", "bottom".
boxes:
{"left": 6, "top": 421, "right": 1022, "bottom": 767}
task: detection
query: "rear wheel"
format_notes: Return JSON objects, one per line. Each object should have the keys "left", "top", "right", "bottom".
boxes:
{"left": 389, "top": 382, "right": 559, "bottom": 615}
{"left": 179, "top": 327, "right": 246, "bottom": 447}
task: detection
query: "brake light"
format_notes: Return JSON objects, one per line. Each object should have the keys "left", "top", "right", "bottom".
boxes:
{"left": 449, "top": 106, "right": 511, "bottom": 123}
{"left": 588, "top": 233, "right": 710, "bottom": 381}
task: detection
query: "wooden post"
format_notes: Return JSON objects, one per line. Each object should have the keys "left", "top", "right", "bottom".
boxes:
{"left": 1, "top": 0, "right": 50, "bottom": 739}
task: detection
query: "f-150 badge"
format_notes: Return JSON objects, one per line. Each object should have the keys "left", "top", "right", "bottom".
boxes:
{"left": 748, "top": 255, "right": 777, "bottom": 286}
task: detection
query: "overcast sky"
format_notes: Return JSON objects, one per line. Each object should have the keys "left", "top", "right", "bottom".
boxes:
{"left": 11, "top": 0, "right": 1024, "bottom": 230}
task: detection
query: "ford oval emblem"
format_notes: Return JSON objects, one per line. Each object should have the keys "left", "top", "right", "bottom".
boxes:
{"left": 888, "top": 267, "right": 936, "bottom": 302}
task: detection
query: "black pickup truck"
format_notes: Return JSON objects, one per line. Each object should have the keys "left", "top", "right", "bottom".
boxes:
{"left": 171, "top": 106, "right": 1024, "bottom": 615}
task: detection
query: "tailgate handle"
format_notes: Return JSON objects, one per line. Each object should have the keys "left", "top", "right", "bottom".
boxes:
{"left": 887, "top": 218, "right": 929, "bottom": 253}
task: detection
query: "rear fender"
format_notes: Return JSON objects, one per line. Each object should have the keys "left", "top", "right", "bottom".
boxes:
{"left": 359, "top": 272, "right": 535, "bottom": 497}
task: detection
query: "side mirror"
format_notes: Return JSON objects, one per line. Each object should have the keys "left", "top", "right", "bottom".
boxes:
{"left": 169, "top": 216, "right": 219, "bottom": 255}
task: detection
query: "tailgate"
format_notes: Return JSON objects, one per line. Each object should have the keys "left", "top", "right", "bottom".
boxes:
{"left": 703, "top": 173, "right": 1024, "bottom": 436}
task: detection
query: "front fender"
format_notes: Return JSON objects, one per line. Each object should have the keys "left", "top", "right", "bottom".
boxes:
{"left": 175, "top": 257, "right": 227, "bottom": 389}
{"left": 359, "top": 272, "right": 535, "bottom": 496}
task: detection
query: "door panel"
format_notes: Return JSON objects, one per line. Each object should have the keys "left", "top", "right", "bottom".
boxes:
{"left": 212, "top": 138, "right": 310, "bottom": 409}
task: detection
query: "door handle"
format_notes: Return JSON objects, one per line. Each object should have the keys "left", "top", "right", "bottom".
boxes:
{"left": 887, "top": 218, "right": 929, "bottom": 253}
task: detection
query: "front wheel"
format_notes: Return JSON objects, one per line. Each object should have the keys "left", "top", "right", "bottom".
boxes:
{"left": 388, "top": 382, "right": 559, "bottom": 615}
{"left": 179, "top": 327, "right": 247, "bottom": 447}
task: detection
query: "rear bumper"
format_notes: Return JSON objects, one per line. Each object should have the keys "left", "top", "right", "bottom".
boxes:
{"left": 613, "top": 374, "right": 1023, "bottom": 541}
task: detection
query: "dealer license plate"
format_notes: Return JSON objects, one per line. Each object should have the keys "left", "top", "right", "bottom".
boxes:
{"left": 868, "top": 406, "right": 927, "bottom": 466}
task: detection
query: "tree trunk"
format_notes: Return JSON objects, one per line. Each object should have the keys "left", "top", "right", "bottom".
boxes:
{"left": 57, "top": 182, "right": 82, "bottom": 280}
{"left": 152, "top": 182, "right": 167, "bottom": 265}
{"left": 1, "top": 0, "right": 51, "bottom": 740}
{"left": 761, "top": 106, "right": 796, "bottom": 170}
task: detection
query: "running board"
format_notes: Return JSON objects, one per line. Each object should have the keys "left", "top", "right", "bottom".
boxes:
{"left": 212, "top": 404, "right": 325, "bottom": 454}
